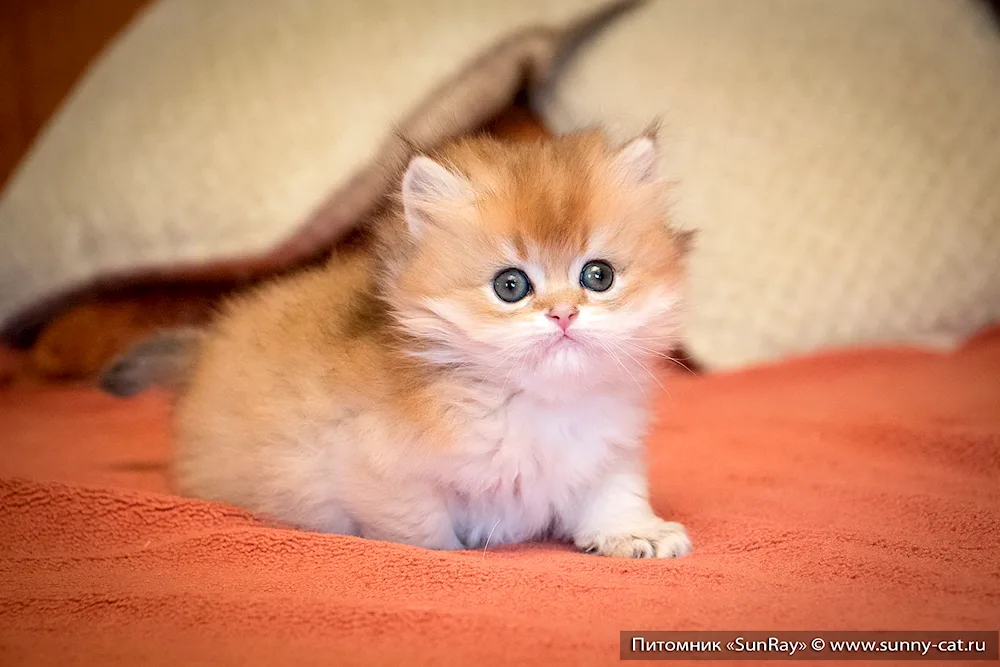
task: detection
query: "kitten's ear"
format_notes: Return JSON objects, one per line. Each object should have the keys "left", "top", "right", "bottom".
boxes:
{"left": 612, "top": 132, "right": 659, "bottom": 186}
{"left": 401, "top": 156, "right": 469, "bottom": 235}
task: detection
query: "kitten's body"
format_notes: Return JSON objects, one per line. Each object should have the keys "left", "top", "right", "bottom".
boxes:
{"left": 171, "top": 130, "right": 693, "bottom": 557}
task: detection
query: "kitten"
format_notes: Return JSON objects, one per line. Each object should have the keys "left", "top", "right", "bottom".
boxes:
{"left": 108, "top": 129, "right": 694, "bottom": 558}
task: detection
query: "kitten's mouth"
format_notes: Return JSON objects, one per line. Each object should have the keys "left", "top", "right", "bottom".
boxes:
{"left": 547, "top": 332, "right": 580, "bottom": 349}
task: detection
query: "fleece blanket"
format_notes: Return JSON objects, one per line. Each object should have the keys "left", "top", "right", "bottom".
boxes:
{"left": 1, "top": 329, "right": 999, "bottom": 666}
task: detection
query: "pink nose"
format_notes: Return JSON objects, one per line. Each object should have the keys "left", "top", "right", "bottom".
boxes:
{"left": 547, "top": 305, "right": 579, "bottom": 332}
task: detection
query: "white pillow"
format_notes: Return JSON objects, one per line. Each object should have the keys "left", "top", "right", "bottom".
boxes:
{"left": 0, "top": 0, "right": 627, "bottom": 339}
{"left": 534, "top": 0, "right": 1000, "bottom": 370}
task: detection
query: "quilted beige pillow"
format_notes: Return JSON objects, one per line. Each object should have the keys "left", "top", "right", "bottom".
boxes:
{"left": 0, "top": 0, "right": 633, "bottom": 339}
{"left": 534, "top": 0, "right": 1000, "bottom": 370}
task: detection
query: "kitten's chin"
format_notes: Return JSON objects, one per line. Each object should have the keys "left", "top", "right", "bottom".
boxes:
{"left": 513, "top": 336, "right": 618, "bottom": 398}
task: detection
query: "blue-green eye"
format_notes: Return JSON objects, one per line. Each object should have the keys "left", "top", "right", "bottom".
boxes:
{"left": 580, "top": 260, "right": 614, "bottom": 292}
{"left": 493, "top": 268, "right": 532, "bottom": 303}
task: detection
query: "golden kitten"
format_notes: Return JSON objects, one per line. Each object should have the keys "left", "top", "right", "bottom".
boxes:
{"left": 105, "top": 129, "right": 694, "bottom": 558}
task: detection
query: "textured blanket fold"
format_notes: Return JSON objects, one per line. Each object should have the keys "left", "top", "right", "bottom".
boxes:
{"left": 2, "top": 329, "right": 999, "bottom": 666}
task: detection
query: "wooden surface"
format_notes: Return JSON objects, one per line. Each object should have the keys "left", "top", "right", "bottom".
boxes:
{"left": 0, "top": 0, "right": 151, "bottom": 188}
{"left": 1, "top": 0, "right": 150, "bottom": 383}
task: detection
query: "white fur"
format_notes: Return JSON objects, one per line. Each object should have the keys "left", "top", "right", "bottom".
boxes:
{"left": 186, "top": 351, "right": 690, "bottom": 556}
{"left": 362, "top": 246, "right": 688, "bottom": 556}
{"left": 438, "top": 381, "right": 650, "bottom": 549}
{"left": 176, "top": 239, "right": 691, "bottom": 559}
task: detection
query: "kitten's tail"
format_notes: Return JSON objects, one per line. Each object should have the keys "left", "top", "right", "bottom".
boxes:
{"left": 99, "top": 327, "right": 204, "bottom": 398}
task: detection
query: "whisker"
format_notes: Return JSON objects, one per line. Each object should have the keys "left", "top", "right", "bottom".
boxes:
{"left": 597, "top": 338, "right": 645, "bottom": 398}
{"left": 497, "top": 346, "right": 529, "bottom": 400}
{"left": 442, "top": 344, "right": 518, "bottom": 383}
{"left": 482, "top": 517, "right": 503, "bottom": 559}
{"left": 660, "top": 355, "right": 697, "bottom": 375}
{"left": 619, "top": 340, "right": 697, "bottom": 375}
{"left": 476, "top": 343, "right": 526, "bottom": 392}
{"left": 611, "top": 340, "right": 667, "bottom": 394}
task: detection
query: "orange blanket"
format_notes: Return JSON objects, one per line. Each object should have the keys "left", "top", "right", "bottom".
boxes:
{"left": 2, "top": 331, "right": 999, "bottom": 666}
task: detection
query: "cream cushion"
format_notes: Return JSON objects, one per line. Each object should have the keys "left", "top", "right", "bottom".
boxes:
{"left": 535, "top": 0, "right": 1000, "bottom": 370}
{"left": 0, "top": 0, "right": 627, "bottom": 338}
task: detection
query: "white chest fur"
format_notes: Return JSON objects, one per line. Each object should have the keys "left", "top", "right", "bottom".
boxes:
{"left": 437, "top": 387, "right": 649, "bottom": 548}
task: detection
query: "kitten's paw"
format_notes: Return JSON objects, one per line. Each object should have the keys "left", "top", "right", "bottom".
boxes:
{"left": 578, "top": 520, "right": 692, "bottom": 559}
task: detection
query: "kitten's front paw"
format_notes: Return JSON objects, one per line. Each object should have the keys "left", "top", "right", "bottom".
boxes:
{"left": 578, "top": 520, "right": 692, "bottom": 559}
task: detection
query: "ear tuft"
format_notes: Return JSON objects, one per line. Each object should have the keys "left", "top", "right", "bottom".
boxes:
{"left": 675, "top": 228, "right": 697, "bottom": 256}
{"left": 612, "top": 134, "right": 659, "bottom": 186}
{"left": 401, "top": 156, "right": 468, "bottom": 235}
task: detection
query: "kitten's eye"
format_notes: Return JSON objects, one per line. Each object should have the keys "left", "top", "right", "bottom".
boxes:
{"left": 493, "top": 268, "right": 532, "bottom": 303}
{"left": 580, "top": 260, "right": 614, "bottom": 292}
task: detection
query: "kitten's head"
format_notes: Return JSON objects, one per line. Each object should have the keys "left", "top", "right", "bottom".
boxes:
{"left": 382, "top": 129, "right": 692, "bottom": 398}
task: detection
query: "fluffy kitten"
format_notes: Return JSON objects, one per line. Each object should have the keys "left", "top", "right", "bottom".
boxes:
{"left": 131, "top": 129, "right": 694, "bottom": 558}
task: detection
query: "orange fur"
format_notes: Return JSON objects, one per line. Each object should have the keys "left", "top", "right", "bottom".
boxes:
{"left": 172, "top": 129, "right": 694, "bottom": 556}
{"left": 378, "top": 131, "right": 688, "bottom": 361}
